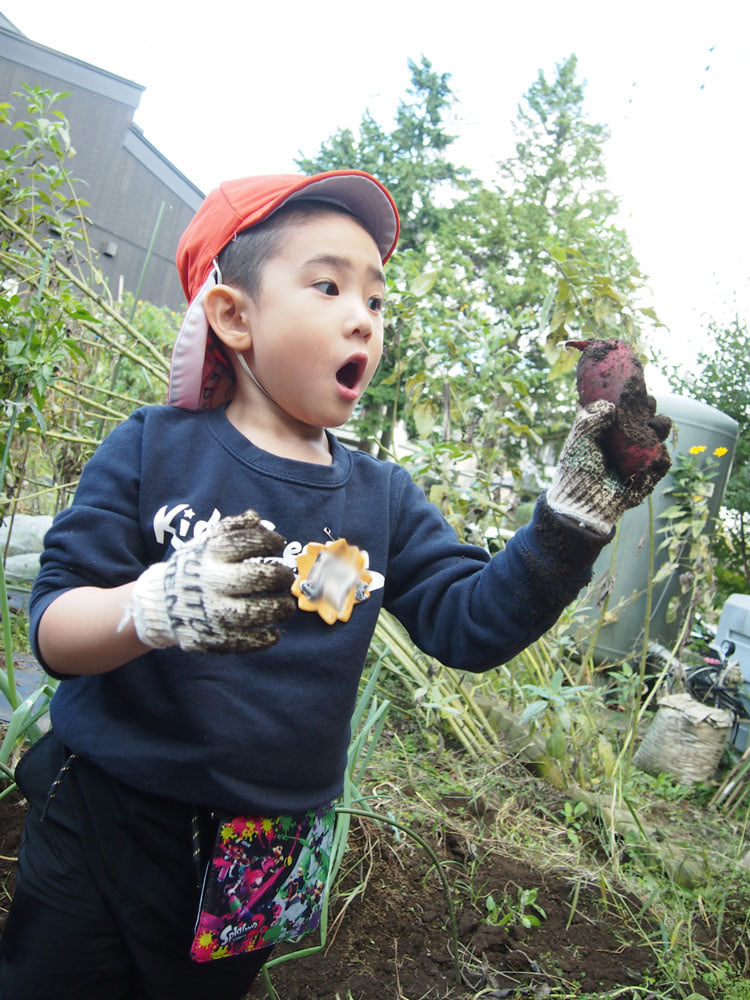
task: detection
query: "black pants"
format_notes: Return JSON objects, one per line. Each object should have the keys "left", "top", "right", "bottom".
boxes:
{"left": 0, "top": 732, "right": 271, "bottom": 999}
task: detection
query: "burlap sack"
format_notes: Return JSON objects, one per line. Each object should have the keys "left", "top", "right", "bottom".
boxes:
{"left": 633, "top": 693, "right": 733, "bottom": 785}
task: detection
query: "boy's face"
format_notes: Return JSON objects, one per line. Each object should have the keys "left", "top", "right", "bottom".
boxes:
{"left": 237, "top": 212, "right": 386, "bottom": 431}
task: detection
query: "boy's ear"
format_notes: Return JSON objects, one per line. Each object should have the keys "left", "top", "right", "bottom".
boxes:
{"left": 203, "top": 285, "right": 253, "bottom": 350}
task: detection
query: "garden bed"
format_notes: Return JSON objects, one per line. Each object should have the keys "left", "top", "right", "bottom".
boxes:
{"left": 4, "top": 745, "right": 748, "bottom": 1000}
{"left": 266, "top": 816, "right": 655, "bottom": 999}
{"left": 0, "top": 786, "right": 653, "bottom": 998}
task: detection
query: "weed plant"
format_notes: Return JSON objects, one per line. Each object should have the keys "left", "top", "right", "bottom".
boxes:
{"left": 0, "top": 89, "right": 177, "bottom": 780}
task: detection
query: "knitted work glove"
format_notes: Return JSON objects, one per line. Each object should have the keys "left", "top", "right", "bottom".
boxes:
{"left": 547, "top": 400, "right": 665, "bottom": 536}
{"left": 124, "top": 509, "right": 296, "bottom": 653}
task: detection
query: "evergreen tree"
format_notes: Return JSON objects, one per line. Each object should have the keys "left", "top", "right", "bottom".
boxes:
{"left": 297, "top": 54, "right": 648, "bottom": 508}
{"left": 442, "top": 55, "right": 647, "bottom": 467}
{"left": 452, "top": 55, "right": 636, "bottom": 322}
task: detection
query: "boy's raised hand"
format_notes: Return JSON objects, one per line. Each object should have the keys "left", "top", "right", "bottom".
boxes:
{"left": 124, "top": 509, "right": 296, "bottom": 653}
{"left": 546, "top": 400, "right": 667, "bottom": 536}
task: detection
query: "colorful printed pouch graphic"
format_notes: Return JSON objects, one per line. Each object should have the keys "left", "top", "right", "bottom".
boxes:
{"left": 191, "top": 804, "right": 335, "bottom": 962}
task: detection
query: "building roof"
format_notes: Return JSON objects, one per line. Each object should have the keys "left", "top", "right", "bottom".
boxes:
{"left": 0, "top": 15, "right": 203, "bottom": 209}
{"left": 0, "top": 10, "right": 206, "bottom": 307}
{"left": 0, "top": 21, "right": 145, "bottom": 108}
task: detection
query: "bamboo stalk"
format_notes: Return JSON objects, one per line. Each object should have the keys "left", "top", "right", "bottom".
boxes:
{"left": 24, "top": 427, "right": 101, "bottom": 448}
{"left": 12, "top": 480, "right": 80, "bottom": 504}
{"left": 57, "top": 377, "right": 156, "bottom": 408}
{"left": 374, "top": 612, "right": 495, "bottom": 756}
{"left": 710, "top": 745, "right": 750, "bottom": 813}
{"left": 0, "top": 209, "right": 170, "bottom": 371}
{"left": 76, "top": 323, "right": 169, "bottom": 383}
{"left": 51, "top": 382, "right": 127, "bottom": 420}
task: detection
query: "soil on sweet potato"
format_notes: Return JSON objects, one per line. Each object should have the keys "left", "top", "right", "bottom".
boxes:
{"left": 574, "top": 339, "right": 671, "bottom": 489}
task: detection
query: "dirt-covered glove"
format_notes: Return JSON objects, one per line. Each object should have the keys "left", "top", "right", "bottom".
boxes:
{"left": 123, "top": 509, "right": 296, "bottom": 653}
{"left": 546, "top": 400, "right": 665, "bottom": 536}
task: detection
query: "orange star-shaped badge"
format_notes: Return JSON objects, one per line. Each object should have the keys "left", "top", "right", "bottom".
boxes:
{"left": 292, "top": 538, "right": 372, "bottom": 625}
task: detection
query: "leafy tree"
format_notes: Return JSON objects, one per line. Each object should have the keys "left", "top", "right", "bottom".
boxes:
{"left": 431, "top": 56, "right": 654, "bottom": 482}
{"left": 454, "top": 55, "right": 636, "bottom": 320}
{"left": 297, "top": 57, "right": 470, "bottom": 457}
{"left": 0, "top": 86, "right": 91, "bottom": 515}
{"left": 668, "top": 316, "right": 750, "bottom": 598}
{"left": 0, "top": 87, "right": 171, "bottom": 515}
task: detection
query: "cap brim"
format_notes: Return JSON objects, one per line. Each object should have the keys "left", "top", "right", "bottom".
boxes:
{"left": 280, "top": 172, "right": 399, "bottom": 263}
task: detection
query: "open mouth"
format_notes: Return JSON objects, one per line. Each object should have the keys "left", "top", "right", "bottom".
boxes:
{"left": 336, "top": 357, "right": 366, "bottom": 391}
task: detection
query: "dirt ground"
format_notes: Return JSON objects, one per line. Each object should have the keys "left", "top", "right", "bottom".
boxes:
{"left": 262, "top": 819, "right": 655, "bottom": 1000}
{"left": 0, "top": 788, "right": 656, "bottom": 999}
{"left": 0, "top": 789, "right": 25, "bottom": 937}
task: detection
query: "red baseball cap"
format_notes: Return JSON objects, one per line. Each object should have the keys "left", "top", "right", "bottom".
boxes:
{"left": 169, "top": 170, "right": 400, "bottom": 409}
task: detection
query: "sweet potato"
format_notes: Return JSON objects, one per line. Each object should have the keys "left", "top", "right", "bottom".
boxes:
{"left": 568, "top": 339, "right": 671, "bottom": 490}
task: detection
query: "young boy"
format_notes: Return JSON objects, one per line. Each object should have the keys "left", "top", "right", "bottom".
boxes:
{"left": 0, "top": 169, "right": 666, "bottom": 999}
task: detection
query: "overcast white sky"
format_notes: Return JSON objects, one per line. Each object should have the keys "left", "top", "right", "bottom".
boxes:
{"left": 2, "top": 0, "right": 749, "bottom": 382}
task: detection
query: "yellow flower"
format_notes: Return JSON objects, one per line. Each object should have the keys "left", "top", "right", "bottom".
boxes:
{"left": 714, "top": 446, "right": 728, "bottom": 457}
{"left": 689, "top": 445, "right": 707, "bottom": 454}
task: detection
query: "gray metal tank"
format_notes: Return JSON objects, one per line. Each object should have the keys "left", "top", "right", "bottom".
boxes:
{"left": 579, "top": 393, "right": 739, "bottom": 663}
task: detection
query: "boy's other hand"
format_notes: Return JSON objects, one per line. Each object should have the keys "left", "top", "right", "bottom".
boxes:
{"left": 546, "top": 400, "right": 667, "bottom": 536}
{"left": 124, "top": 509, "right": 296, "bottom": 653}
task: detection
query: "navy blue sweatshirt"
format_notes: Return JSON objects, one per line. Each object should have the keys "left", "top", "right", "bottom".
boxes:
{"left": 31, "top": 405, "right": 608, "bottom": 814}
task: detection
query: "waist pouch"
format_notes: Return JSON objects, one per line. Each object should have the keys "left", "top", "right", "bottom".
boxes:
{"left": 190, "top": 803, "right": 335, "bottom": 962}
